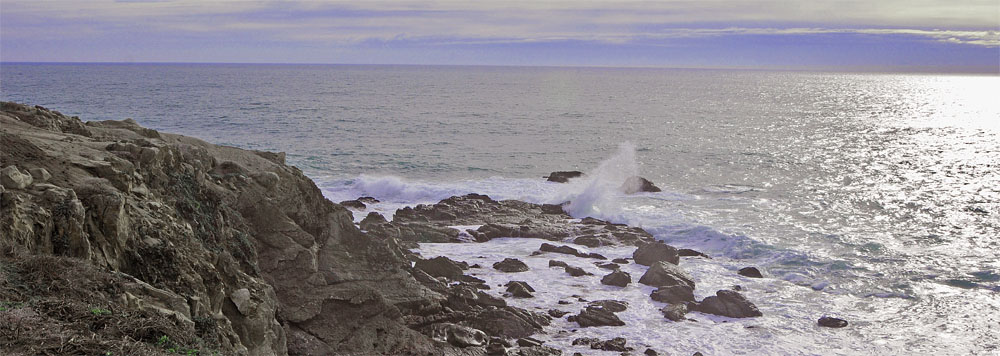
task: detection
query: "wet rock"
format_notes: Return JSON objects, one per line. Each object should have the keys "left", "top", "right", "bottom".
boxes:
{"left": 587, "top": 300, "right": 628, "bottom": 313}
{"left": 339, "top": 199, "right": 367, "bottom": 210}
{"left": 549, "top": 260, "right": 569, "bottom": 268}
{"left": 644, "top": 348, "right": 659, "bottom": 356}
{"left": 738, "top": 267, "right": 763, "bottom": 278}
{"left": 565, "top": 266, "right": 592, "bottom": 277}
{"left": 633, "top": 242, "right": 679, "bottom": 266}
{"left": 557, "top": 300, "right": 571, "bottom": 305}
{"left": 514, "top": 346, "right": 563, "bottom": 356}
{"left": 601, "top": 270, "right": 631, "bottom": 287}
{"left": 597, "top": 262, "right": 620, "bottom": 270}
{"left": 678, "top": 248, "right": 710, "bottom": 258}
{"left": 506, "top": 281, "right": 536, "bottom": 298}
{"left": 612, "top": 258, "right": 629, "bottom": 264}
{"left": 427, "top": 323, "right": 488, "bottom": 347}
{"left": 546, "top": 171, "right": 583, "bottom": 183}
{"left": 573, "top": 234, "right": 614, "bottom": 248}
{"left": 357, "top": 196, "right": 379, "bottom": 204}
{"left": 639, "top": 261, "right": 695, "bottom": 289}
{"left": 569, "top": 306, "right": 626, "bottom": 327}
{"left": 539, "top": 243, "right": 607, "bottom": 260}
{"left": 661, "top": 303, "right": 689, "bottom": 322}
{"left": 818, "top": 316, "right": 849, "bottom": 328}
{"left": 650, "top": 285, "right": 695, "bottom": 304}
{"left": 494, "top": 258, "right": 530, "bottom": 272}
{"left": 465, "top": 308, "right": 548, "bottom": 339}
{"left": 1, "top": 166, "right": 33, "bottom": 189}
{"left": 691, "top": 290, "right": 762, "bottom": 318}
{"left": 548, "top": 309, "right": 569, "bottom": 318}
{"left": 590, "top": 337, "right": 631, "bottom": 352}
{"left": 517, "top": 337, "right": 544, "bottom": 347}
{"left": 486, "top": 342, "right": 507, "bottom": 355}
{"left": 622, "top": 176, "right": 661, "bottom": 194}
{"left": 572, "top": 337, "right": 599, "bottom": 346}
{"left": 415, "top": 256, "right": 465, "bottom": 280}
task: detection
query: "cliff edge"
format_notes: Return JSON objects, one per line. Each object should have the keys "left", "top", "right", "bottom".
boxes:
{"left": 0, "top": 102, "right": 531, "bottom": 355}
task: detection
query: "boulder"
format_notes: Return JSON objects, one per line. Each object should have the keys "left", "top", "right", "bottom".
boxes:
{"left": 601, "top": 270, "right": 631, "bottom": 287}
{"left": 587, "top": 300, "right": 628, "bottom": 313}
{"left": 645, "top": 348, "right": 660, "bottom": 356}
{"left": 339, "top": 199, "right": 367, "bottom": 210}
{"left": 572, "top": 337, "right": 599, "bottom": 346}
{"left": 539, "top": 243, "right": 606, "bottom": 260}
{"left": 738, "top": 267, "right": 763, "bottom": 278}
{"left": 548, "top": 260, "right": 568, "bottom": 268}
{"left": 565, "top": 266, "right": 591, "bottom": 277}
{"left": 590, "top": 337, "right": 631, "bottom": 352}
{"left": 546, "top": 171, "right": 583, "bottom": 183}
{"left": 493, "top": 258, "right": 530, "bottom": 272}
{"left": 415, "top": 256, "right": 465, "bottom": 280}
{"left": 621, "top": 176, "right": 661, "bottom": 194}
{"left": 596, "top": 262, "right": 620, "bottom": 270}
{"left": 506, "top": 281, "right": 535, "bottom": 298}
{"left": 28, "top": 167, "right": 51, "bottom": 182}
{"left": 633, "top": 242, "right": 679, "bottom": 266}
{"left": 638, "top": 261, "right": 695, "bottom": 289}
{"left": 612, "top": 258, "right": 629, "bottom": 264}
{"left": 1, "top": 166, "right": 33, "bottom": 189}
{"left": 692, "top": 290, "right": 762, "bottom": 318}
{"left": 547, "top": 309, "right": 569, "bottom": 318}
{"left": 569, "top": 306, "right": 625, "bottom": 327}
{"left": 650, "top": 285, "right": 695, "bottom": 304}
{"left": 818, "top": 316, "right": 848, "bottom": 328}
{"left": 661, "top": 303, "right": 689, "bottom": 322}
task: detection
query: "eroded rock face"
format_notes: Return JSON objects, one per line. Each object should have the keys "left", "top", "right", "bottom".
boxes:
{"left": 0, "top": 102, "right": 510, "bottom": 356}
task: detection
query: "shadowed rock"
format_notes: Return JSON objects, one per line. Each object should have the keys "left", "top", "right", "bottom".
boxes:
{"left": 818, "top": 316, "right": 848, "bottom": 328}
{"left": 546, "top": 171, "right": 583, "bottom": 183}
{"left": 568, "top": 306, "right": 625, "bottom": 327}
{"left": 691, "top": 290, "right": 762, "bottom": 318}
{"left": 633, "top": 242, "right": 680, "bottom": 266}
{"left": 738, "top": 267, "right": 763, "bottom": 278}
{"left": 650, "top": 285, "right": 695, "bottom": 304}
{"left": 678, "top": 248, "right": 710, "bottom": 258}
{"left": 639, "top": 261, "right": 695, "bottom": 289}
{"left": 505, "top": 281, "right": 535, "bottom": 298}
{"left": 601, "top": 270, "right": 631, "bottom": 287}
{"left": 493, "top": 258, "right": 529, "bottom": 272}
{"left": 414, "top": 256, "right": 465, "bottom": 280}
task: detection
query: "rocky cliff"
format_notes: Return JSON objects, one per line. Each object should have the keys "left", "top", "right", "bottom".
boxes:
{"left": 0, "top": 102, "right": 554, "bottom": 355}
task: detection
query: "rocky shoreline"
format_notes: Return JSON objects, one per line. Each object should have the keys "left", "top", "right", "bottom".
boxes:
{"left": 1, "top": 102, "right": 767, "bottom": 356}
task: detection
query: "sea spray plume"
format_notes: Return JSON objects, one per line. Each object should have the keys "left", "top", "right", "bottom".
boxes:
{"left": 560, "top": 143, "right": 640, "bottom": 222}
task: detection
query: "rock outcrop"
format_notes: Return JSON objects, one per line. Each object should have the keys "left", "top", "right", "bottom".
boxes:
{"left": 0, "top": 102, "right": 540, "bottom": 356}
{"left": 690, "top": 290, "right": 762, "bottom": 318}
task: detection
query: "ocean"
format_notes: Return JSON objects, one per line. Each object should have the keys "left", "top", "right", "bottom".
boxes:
{"left": 2, "top": 63, "right": 998, "bottom": 354}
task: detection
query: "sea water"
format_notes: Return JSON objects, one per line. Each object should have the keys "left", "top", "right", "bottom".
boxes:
{"left": 2, "top": 63, "right": 998, "bottom": 354}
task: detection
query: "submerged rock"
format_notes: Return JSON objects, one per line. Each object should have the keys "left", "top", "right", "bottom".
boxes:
{"left": 549, "top": 260, "right": 569, "bottom": 268}
{"left": 565, "top": 266, "right": 592, "bottom": 277}
{"left": 692, "top": 290, "right": 762, "bottom": 318}
{"left": 494, "top": 258, "right": 530, "bottom": 272}
{"left": 650, "top": 285, "right": 695, "bottom": 304}
{"left": 818, "top": 316, "right": 849, "bottom": 328}
{"left": 678, "top": 248, "right": 710, "bottom": 258}
{"left": 587, "top": 300, "right": 628, "bottom": 313}
{"left": 546, "top": 171, "right": 583, "bottom": 183}
{"left": 590, "top": 337, "right": 631, "bottom": 352}
{"left": 738, "top": 267, "right": 764, "bottom": 278}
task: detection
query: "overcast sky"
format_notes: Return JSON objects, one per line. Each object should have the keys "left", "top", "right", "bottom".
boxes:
{"left": 2, "top": 1, "right": 998, "bottom": 72}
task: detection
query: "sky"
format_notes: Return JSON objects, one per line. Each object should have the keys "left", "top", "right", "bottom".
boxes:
{"left": 1, "top": 1, "right": 998, "bottom": 72}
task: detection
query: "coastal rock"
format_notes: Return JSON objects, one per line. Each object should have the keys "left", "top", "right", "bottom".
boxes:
{"left": 633, "top": 242, "right": 680, "bottom": 266}
{"left": 517, "top": 337, "right": 544, "bottom": 347}
{"left": 678, "top": 248, "right": 710, "bottom": 258}
{"left": 494, "top": 258, "right": 530, "bottom": 272}
{"left": 601, "top": 270, "right": 631, "bottom": 287}
{"left": 415, "top": 256, "right": 465, "bottom": 280}
{"left": 597, "top": 262, "right": 620, "bottom": 270}
{"left": 28, "top": 167, "right": 51, "bottom": 183}
{"left": 339, "top": 199, "right": 367, "bottom": 210}
{"left": 639, "top": 261, "right": 696, "bottom": 289}
{"left": 621, "top": 176, "right": 661, "bottom": 194}
{"left": 506, "top": 281, "right": 536, "bottom": 298}
{"left": 426, "top": 323, "right": 488, "bottom": 347}
{"left": 692, "top": 290, "right": 762, "bottom": 318}
{"left": 546, "top": 171, "right": 583, "bottom": 183}
{"left": 590, "top": 337, "right": 631, "bottom": 352}
{"left": 539, "top": 243, "right": 607, "bottom": 260}
{"left": 1, "top": 166, "right": 33, "bottom": 189}
{"left": 572, "top": 337, "right": 599, "bottom": 346}
{"left": 650, "top": 285, "right": 695, "bottom": 304}
{"left": 465, "top": 308, "right": 549, "bottom": 339}
{"left": 661, "top": 303, "right": 689, "bottom": 322}
{"left": 569, "top": 306, "right": 626, "bottom": 327}
{"left": 548, "top": 309, "right": 569, "bottom": 318}
{"left": 565, "top": 266, "right": 592, "bottom": 277}
{"left": 587, "top": 300, "right": 628, "bottom": 313}
{"left": 612, "top": 258, "right": 629, "bottom": 264}
{"left": 818, "top": 316, "right": 849, "bottom": 328}
{"left": 549, "top": 260, "right": 569, "bottom": 268}
{"left": 738, "top": 267, "right": 763, "bottom": 278}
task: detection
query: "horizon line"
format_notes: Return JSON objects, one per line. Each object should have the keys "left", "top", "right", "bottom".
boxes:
{"left": 1, "top": 61, "right": 997, "bottom": 75}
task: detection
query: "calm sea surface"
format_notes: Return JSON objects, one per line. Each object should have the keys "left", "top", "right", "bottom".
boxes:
{"left": 3, "top": 63, "right": 998, "bottom": 354}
